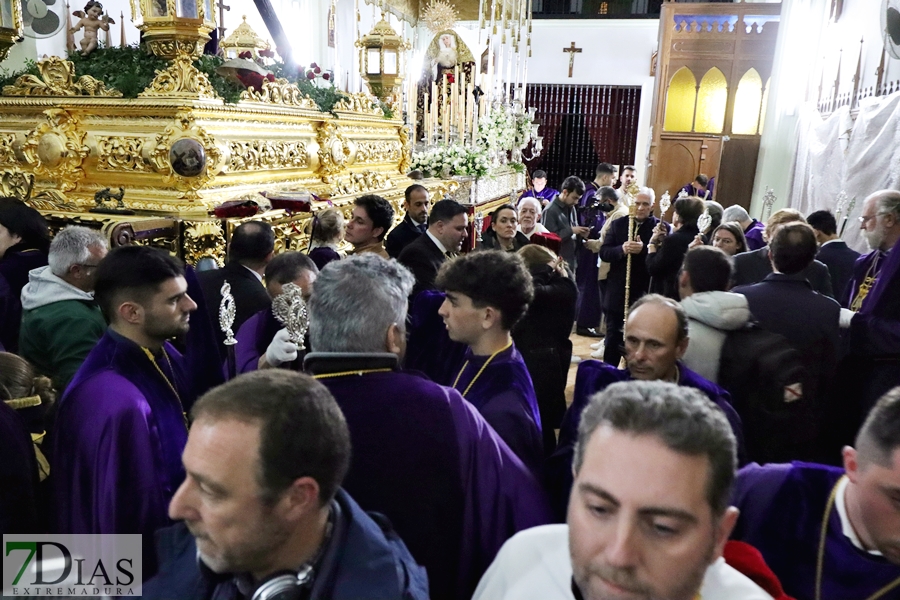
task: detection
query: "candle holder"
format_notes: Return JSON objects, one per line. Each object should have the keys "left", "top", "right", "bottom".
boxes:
{"left": 0, "top": 0, "right": 24, "bottom": 63}
{"left": 356, "top": 18, "right": 410, "bottom": 103}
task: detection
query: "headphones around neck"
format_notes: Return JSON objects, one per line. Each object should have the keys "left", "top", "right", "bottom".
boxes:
{"left": 248, "top": 565, "right": 314, "bottom": 600}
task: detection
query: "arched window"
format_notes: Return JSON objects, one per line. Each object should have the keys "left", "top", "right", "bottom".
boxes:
{"left": 733, "top": 68, "right": 763, "bottom": 135}
{"left": 695, "top": 67, "right": 727, "bottom": 134}
{"left": 664, "top": 67, "right": 697, "bottom": 132}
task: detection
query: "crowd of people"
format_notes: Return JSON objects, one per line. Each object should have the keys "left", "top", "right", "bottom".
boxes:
{"left": 0, "top": 169, "right": 898, "bottom": 599}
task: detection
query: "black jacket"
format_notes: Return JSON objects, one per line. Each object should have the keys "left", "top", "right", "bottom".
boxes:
{"left": 598, "top": 214, "right": 661, "bottom": 314}
{"left": 398, "top": 233, "right": 446, "bottom": 299}
{"left": 816, "top": 240, "right": 860, "bottom": 305}
{"left": 476, "top": 229, "right": 531, "bottom": 252}
{"left": 733, "top": 247, "right": 834, "bottom": 298}
{"left": 646, "top": 223, "right": 701, "bottom": 300}
{"left": 386, "top": 215, "right": 426, "bottom": 259}
{"left": 197, "top": 262, "right": 271, "bottom": 357}
{"left": 541, "top": 198, "right": 580, "bottom": 268}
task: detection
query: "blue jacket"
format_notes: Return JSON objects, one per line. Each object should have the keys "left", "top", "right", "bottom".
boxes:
{"left": 143, "top": 489, "right": 429, "bottom": 600}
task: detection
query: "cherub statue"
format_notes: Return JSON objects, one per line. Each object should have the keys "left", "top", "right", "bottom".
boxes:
{"left": 70, "top": 0, "right": 115, "bottom": 56}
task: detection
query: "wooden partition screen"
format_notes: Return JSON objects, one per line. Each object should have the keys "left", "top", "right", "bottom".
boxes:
{"left": 524, "top": 84, "right": 641, "bottom": 190}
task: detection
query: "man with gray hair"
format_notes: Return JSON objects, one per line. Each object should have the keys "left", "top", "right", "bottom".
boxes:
{"left": 19, "top": 225, "right": 108, "bottom": 391}
{"left": 304, "top": 253, "right": 550, "bottom": 600}
{"left": 474, "top": 381, "right": 772, "bottom": 600}
{"left": 723, "top": 204, "right": 766, "bottom": 251}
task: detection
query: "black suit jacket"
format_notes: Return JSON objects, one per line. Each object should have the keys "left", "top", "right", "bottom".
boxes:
{"left": 598, "top": 215, "right": 661, "bottom": 314}
{"left": 385, "top": 215, "right": 426, "bottom": 259}
{"left": 732, "top": 247, "right": 834, "bottom": 298}
{"left": 197, "top": 261, "right": 272, "bottom": 356}
{"left": 816, "top": 240, "right": 860, "bottom": 304}
{"left": 646, "top": 223, "right": 700, "bottom": 300}
{"left": 398, "top": 233, "right": 446, "bottom": 299}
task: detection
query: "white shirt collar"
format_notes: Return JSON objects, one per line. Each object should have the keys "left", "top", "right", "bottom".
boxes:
{"left": 426, "top": 229, "right": 448, "bottom": 254}
{"left": 242, "top": 264, "right": 263, "bottom": 282}
{"left": 835, "top": 476, "right": 882, "bottom": 556}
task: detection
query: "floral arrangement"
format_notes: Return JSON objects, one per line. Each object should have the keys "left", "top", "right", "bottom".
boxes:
{"left": 512, "top": 111, "right": 534, "bottom": 152}
{"left": 476, "top": 107, "right": 516, "bottom": 157}
{"left": 411, "top": 143, "right": 491, "bottom": 178}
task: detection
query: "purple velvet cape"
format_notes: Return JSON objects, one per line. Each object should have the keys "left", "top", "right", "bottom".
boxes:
{"left": 308, "top": 246, "right": 341, "bottom": 271}
{"left": 233, "top": 307, "right": 281, "bottom": 374}
{"left": 451, "top": 344, "right": 544, "bottom": 475}
{"left": 318, "top": 368, "right": 552, "bottom": 600}
{"left": 731, "top": 462, "right": 900, "bottom": 600}
{"left": 518, "top": 187, "right": 558, "bottom": 205}
{"left": 404, "top": 290, "right": 467, "bottom": 386}
{"left": 744, "top": 219, "right": 767, "bottom": 251}
{"left": 50, "top": 329, "right": 191, "bottom": 577}
{"left": 547, "top": 359, "right": 746, "bottom": 520}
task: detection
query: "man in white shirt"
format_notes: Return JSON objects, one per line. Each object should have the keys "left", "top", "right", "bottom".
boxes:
{"left": 474, "top": 380, "right": 773, "bottom": 600}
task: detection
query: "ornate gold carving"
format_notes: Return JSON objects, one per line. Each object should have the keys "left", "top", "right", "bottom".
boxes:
{"left": 2, "top": 57, "right": 123, "bottom": 97}
{"left": 28, "top": 190, "right": 79, "bottom": 212}
{"left": 239, "top": 79, "right": 317, "bottom": 108}
{"left": 97, "top": 137, "right": 152, "bottom": 172}
{"left": 183, "top": 220, "right": 226, "bottom": 266}
{"left": 22, "top": 109, "right": 90, "bottom": 192}
{"left": 227, "top": 140, "right": 309, "bottom": 171}
{"left": 316, "top": 122, "right": 351, "bottom": 177}
{"left": 145, "top": 39, "right": 205, "bottom": 59}
{"left": 150, "top": 111, "right": 221, "bottom": 199}
{"left": 326, "top": 170, "right": 393, "bottom": 196}
{"left": 0, "top": 134, "right": 18, "bottom": 166}
{"left": 355, "top": 140, "right": 402, "bottom": 165}
{"left": 397, "top": 126, "right": 411, "bottom": 174}
{"left": 1, "top": 171, "right": 34, "bottom": 201}
{"left": 139, "top": 53, "right": 219, "bottom": 99}
{"left": 333, "top": 93, "right": 384, "bottom": 116}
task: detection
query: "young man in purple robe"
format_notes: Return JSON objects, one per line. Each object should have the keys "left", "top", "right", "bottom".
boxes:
{"left": 519, "top": 169, "right": 558, "bottom": 207}
{"left": 233, "top": 251, "right": 318, "bottom": 374}
{"left": 304, "top": 254, "right": 551, "bottom": 600}
{"left": 436, "top": 250, "right": 545, "bottom": 475}
{"left": 575, "top": 164, "right": 617, "bottom": 338}
{"left": 731, "top": 386, "right": 900, "bottom": 600}
{"left": 548, "top": 294, "right": 745, "bottom": 520}
{"left": 50, "top": 245, "right": 197, "bottom": 578}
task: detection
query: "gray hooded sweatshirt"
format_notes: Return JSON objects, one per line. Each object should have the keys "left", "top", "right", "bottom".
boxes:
{"left": 680, "top": 291, "right": 752, "bottom": 383}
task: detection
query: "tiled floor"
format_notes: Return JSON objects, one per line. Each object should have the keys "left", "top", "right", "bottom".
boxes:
{"left": 566, "top": 332, "right": 605, "bottom": 407}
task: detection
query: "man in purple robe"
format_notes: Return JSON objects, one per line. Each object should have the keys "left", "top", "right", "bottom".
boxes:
{"left": 836, "top": 189, "right": 900, "bottom": 437}
{"left": 518, "top": 169, "right": 558, "bottom": 207}
{"left": 723, "top": 204, "right": 767, "bottom": 251}
{"left": 575, "top": 164, "right": 617, "bottom": 338}
{"left": 304, "top": 254, "right": 552, "bottom": 600}
{"left": 233, "top": 252, "right": 318, "bottom": 374}
{"left": 50, "top": 246, "right": 197, "bottom": 578}
{"left": 731, "top": 386, "right": 900, "bottom": 600}
{"left": 436, "top": 250, "right": 544, "bottom": 475}
{"left": 548, "top": 294, "right": 745, "bottom": 520}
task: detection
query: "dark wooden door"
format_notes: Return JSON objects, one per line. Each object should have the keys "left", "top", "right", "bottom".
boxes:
{"left": 649, "top": 134, "right": 721, "bottom": 218}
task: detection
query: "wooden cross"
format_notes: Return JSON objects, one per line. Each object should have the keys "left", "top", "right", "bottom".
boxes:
{"left": 563, "top": 42, "right": 582, "bottom": 78}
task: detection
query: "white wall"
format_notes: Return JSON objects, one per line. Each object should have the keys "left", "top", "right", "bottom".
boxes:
{"left": 526, "top": 19, "right": 659, "bottom": 184}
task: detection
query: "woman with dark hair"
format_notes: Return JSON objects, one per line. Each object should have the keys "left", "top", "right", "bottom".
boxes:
{"left": 307, "top": 207, "right": 344, "bottom": 270}
{"left": 477, "top": 204, "right": 530, "bottom": 252}
{"left": 0, "top": 200, "right": 50, "bottom": 352}
{"left": 712, "top": 221, "right": 749, "bottom": 256}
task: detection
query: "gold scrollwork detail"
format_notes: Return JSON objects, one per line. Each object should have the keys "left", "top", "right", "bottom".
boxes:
{"left": 21, "top": 109, "right": 90, "bottom": 192}
{"left": 325, "top": 170, "right": 393, "bottom": 196}
{"left": 0, "top": 134, "right": 17, "bottom": 167}
{"left": 183, "top": 220, "right": 226, "bottom": 266}
{"left": 333, "top": 93, "right": 385, "bottom": 116}
{"left": 316, "top": 122, "right": 351, "bottom": 177}
{"left": 146, "top": 39, "right": 204, "bottom": 60}
{"left": 398, "top": 125, "right": 411, "bottom": 174}
{"left": 97, "top": 137, "right": 151, "bottom": 172}
{"left": 1, "top": 171, "right": 35, "bottom": 201}
{"left": 139, "top": 54, "right": 219, "bottom": 99}
{"left": 2, "top": 57, "right": 123, "bottom": 97}
{"left": 150, "top": 111, "right": 222, "bottom": 199}
{"left": 27, "top": 190, "right": 79, "bottom": 212}
{"left": 227, "top": 140, "right": 308, "bottom": 171}
{"left": 355, "top": 140, "right": 402, "bottom": 165}
{"left": 239, "top": 79, "right": 317, "bottom": 108}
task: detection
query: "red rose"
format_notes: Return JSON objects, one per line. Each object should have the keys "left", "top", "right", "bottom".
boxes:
{"left": 310, "top": 62, "right": 318, "bottom": 69}
{"left": 238, "top": 51, "right": 252, "bottom": 59}
{"left": 446, "top": 73, "right": 455, "bottom": 83}
{"left": 307, "top": 71, "right": 316, "bottom": 79}
{"left": 322, "top": 72, "right": 330, "bottom": 80}
{"left": 314, "top": 66, "right": 321, "bottom": 74}
{"left": 259, "top": 48, "right": 274, "bottom": 58}
{"left": 266, "top": 73, "right": 275, "bottom": 82}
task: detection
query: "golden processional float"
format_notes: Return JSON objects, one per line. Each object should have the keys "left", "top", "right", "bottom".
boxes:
{"left": 0, "top": 0, "right": 538, "bottom": 262}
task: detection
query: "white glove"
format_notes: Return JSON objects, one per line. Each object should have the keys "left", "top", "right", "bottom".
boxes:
{"left": 265, "top": 328, "right": 298, "bottom": 367}
{"left": 839, "top": 308, "right": 856, "bottom": 329}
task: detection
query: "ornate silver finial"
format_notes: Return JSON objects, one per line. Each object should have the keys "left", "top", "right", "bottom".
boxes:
{"left": 677, "top": 189, "right": 689, "bottom": 200}
{"left": 474, "top": 211, "right": 485, "bottom": 242}
{"left": 846, "top": 195, "right": 857, "bottom": 216}
{"left": 834, "top": 190, "right": 848, "bottom": 222}
{"left": 272, "top": 282, "right": 309, "bottom": 350}
{"left": 219, "top": 281, "right": 237, "bottom": 346}
{"left": 698, "top": 209, "right": 712, "bottom": 234}
{"left": 762, "top": 186, "right": 777, "bottom": 220}
{"left": 659, "top": 190, "right": 671, "bottom": 216}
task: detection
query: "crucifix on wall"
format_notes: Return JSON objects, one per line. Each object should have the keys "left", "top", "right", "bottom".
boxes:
{"left": 563, "top": 42, "right": 582, "bottom": 78}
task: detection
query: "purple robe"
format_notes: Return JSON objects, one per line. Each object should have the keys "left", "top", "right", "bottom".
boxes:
{"left": 404, "top": 290, "right": 467, "bottom": 386}
{"left": 308, "top": 246, "right": 341, "bottom": 271}
{"left": 547, "top": 359, "right": 745, "bottom": 520}
{"left": 451, "top": 344, "right": 544, "bottom": 475}
{"left": 50, "top": 329, "right": 191, "bottom": 578}
{"left": 313, "top": 363, "right": 552, "bottom": 600}
{"left": 518, "top": 187, "right": 558, "bottom": 206}
{"left": 732, "top": 462, "right": 900, "bottom": 600}
{"left": 575, "top": 182, "right": 607, "bottom": 329}
{"left": 234, "top": 307, "right": 280, "bottom": 374}
{"left": 744, "top": 219, "right": 767, "bottom": 251}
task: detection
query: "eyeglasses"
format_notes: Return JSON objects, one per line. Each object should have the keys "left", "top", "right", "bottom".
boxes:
{"left": 859, "top": 212, "right": 888, "bottom": 225}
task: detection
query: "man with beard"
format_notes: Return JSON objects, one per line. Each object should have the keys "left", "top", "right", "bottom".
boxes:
{"left": 473, "top": 380, "right": 772, "bottom": 600}
{"left": 144, "top": 370, "right": 428, "bottom": 600}
{"left": 731, "top": 386, "right": 900, "bottom": 599}
{"left": 839, "top": 189, "right": 900, "bottom": 422}
{"left": 50, "top": 246, "right": 197, "bottom": 577}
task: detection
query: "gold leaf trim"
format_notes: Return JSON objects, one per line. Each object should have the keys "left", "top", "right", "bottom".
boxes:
{"left": 2, "top": 57, "right": 123, "bottom": 97}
